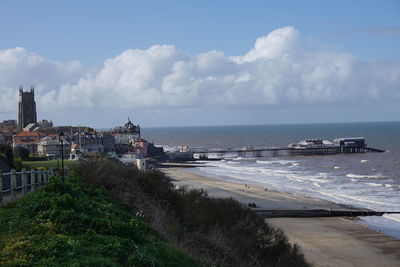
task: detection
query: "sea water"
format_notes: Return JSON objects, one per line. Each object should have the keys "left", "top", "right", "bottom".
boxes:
{"left": 143, "top": 122, "right": 400, "bottom": 239}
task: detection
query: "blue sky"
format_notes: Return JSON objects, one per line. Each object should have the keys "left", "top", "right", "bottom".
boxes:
{"left": 2, "top": 0, "right": 399, "bottom": 63}
{"left": 0, "top": 0, "right": 399, "bottom": 127}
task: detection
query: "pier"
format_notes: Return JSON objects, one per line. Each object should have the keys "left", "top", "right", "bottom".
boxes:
{"left": 191, "top": 137, "right": 385, "bottom": 159}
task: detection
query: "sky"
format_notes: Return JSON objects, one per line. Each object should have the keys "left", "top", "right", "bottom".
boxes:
{"left": 0, "top": 0, "right": 399, "bottom": 128}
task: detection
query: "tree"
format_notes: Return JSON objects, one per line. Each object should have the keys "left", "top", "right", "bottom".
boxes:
{"left": 13, "top": 146, "right": 30, "bottom": 161}
{"left": 0, "top": 144, "right": 15, "bottom": 168}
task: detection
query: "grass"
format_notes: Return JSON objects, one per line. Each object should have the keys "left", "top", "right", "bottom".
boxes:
{"left": 22, "top": 160, "right": 78, "bottom": 169}
{"left": 0, "top": 174, "right": 197, "bottom": 266}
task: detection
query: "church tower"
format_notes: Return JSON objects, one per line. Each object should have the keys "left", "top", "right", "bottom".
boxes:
{"left": 18, "top": 86, "right": 37, "bottom": 131}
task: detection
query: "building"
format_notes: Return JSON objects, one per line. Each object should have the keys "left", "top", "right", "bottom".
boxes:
{"left": 333, "top": 137, "right": 365, "bottom": 147}
{"left": 23, "top": 122, "right": 40, "bottom": 132}
{"left": 134, "top": 139, "right": 148, "bottom": 158}
{"left": 18, "top": 86, "right": 37, "bottom": 132}
{"left": 111, "top": 118, "right": 141, "bottom": 154}
{"left": 111, "top": 118, "right": 141, "bottom": 144}
{"left": 101, "top": 132, "right": 116, "bottom": 152}
{"left": 70, "top": 149, "right": 83, "bottom": 161}
{"left": 0, "top": 120, "right": 17, "bottom": 128}
{"left": 13, "top": 131, "right": 45, "bottom": 155}
{"left": 37, "top": 119, "right": 53, "bottom": 130}
{"left": 333, "top": 137, "right": 366, "bottom": 153}
{"left": 39, "top": 125, "right": 94, "bottom": 135}
{"left": 0, "top": 120, "right": 19, "bottom": 145}
{"left": 69, "top": 132, "right": 104, "bottom": 153}
{"left": 37, "top": 136, "right": 71, "bottom": 158}
{"left": 0, "top": 128, "right": 17, "bottom": 145}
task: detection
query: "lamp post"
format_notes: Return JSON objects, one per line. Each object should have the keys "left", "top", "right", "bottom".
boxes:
{"left": 59, "top": 131, "right": 65, "bottom": 181}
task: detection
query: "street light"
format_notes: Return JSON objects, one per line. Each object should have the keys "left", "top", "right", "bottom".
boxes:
{"left": 59, "top": 131, "right": 65, "bottom": 181}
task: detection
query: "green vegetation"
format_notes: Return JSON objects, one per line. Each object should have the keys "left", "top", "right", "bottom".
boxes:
{"left": 78, "top": 160, "right": 310, "bottom": 266}
{"left": 13, "top": 147, "right": 30, "bottom": 161}
{"left": 0, "top": 159, "right": 309, "bottom": 266}
{"left": 22, "top": 159, "right": 78, "bottom": 169}
{"left": 0, "top": 144, "right": 76, "bottom": 171}
{"left": 0, "top": 174, "right": 197, "bottom": 266}
{"left": 0, "top": 144, "right": 15, "bottom": 169}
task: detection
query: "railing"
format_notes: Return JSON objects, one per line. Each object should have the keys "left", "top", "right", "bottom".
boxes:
{"left": 0, "top": 168, "right": 55, "bottom": 206}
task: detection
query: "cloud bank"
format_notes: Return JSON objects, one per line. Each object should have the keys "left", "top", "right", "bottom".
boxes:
{"left": 0, "top": 47, "right": 83, "bottom": 112}
{"left": 1, "top": 26, "right": 399, "bottom": 115}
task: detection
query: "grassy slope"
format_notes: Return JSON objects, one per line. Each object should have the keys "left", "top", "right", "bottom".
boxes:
{"left": 79, "top": 160, "right": 310, "bottom": 266}
{"left": 22, "top": 160, "right": 77, "bottom": 169}
{"left": 0, "top": 175, "right": 197, "bottom": 266}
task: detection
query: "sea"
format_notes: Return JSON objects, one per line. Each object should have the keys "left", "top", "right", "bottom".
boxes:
{"left": 142, "top": 122, "right": 400, "bottom": 239}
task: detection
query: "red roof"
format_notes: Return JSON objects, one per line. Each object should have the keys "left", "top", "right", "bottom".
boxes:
{"left": 13, "top": 139, "right": 42, "bottom": 145}
{"left": 15, "top": 131, "right": 45, "bottom": 137}
{"left": 0, "top": 128, "right": 15, "bottom": 133}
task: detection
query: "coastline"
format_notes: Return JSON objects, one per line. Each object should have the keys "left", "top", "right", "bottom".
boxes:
{"left": 161, "top": 167, "right": 400, "bottom": 266}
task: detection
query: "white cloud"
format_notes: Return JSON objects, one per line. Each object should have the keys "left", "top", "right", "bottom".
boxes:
{"left": 236, "top": 26, "right": 300, "bottom": 62}
{"left": 0, "top": 47, "right": 83, "bottom": 112}
{"left": 1, "top": 26, "right": 400, "bottom": 117}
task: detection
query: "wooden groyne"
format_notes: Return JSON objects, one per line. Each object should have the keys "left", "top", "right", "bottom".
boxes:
{"left": 254, "top": 209, "right": 400, "bottom": 218}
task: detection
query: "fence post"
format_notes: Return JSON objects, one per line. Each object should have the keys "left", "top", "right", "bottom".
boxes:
{"left": 0, "top": 171, "right": 3, "bottom": 207}
{"left": 22, "top": 168, "right": 27, "bottom": 195}
{"left": 40, "top": 171, "right": 44, "bottom": 185}
{"left": 49, "top": 168, "right": 54, "bottom": 177}
{"left": 38, "top": 171, "right": 43, "bottom": 187}
{"left": 31, "top": 169, "right": 36, "bottom": 192}
{"left": 44, "top": 170, "right": 48, "bottom": 183}
{"left": 11, "top": 169, "right": 17, "bottom": 202}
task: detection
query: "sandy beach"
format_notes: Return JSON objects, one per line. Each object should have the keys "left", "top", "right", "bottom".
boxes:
{"left": 162, "top": 167, "right": 400, "bottom": 267}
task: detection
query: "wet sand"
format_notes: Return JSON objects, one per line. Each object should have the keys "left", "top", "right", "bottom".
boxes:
{"left": 162, "top": 167, "right": 400, "bottom": 267}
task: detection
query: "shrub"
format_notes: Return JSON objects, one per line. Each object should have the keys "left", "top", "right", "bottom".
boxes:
{"left": 76, "top": 160, "right": 310, "bottom": 266}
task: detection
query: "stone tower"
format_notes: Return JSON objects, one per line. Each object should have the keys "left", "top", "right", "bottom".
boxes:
{"left": 18, "top": 86, "right": 37, "bottom": 131}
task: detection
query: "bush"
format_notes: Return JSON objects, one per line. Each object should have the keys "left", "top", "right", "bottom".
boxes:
{"left": 76, "top": 160, "right": 310, "bottom": 266}
{"left": 13, "top": 157, "right": 22, "bottom": 171}
{"left": 13, "top": 146, "right": 30, "bottom": 161}
{"left": 0, "top": 174, "right": 197, "bottom": 266}
{"left": 28, "top": 155, "right": 48, "bottom": 161}
{"left": 0, "top": 144, "right": 14, "bottom": 168}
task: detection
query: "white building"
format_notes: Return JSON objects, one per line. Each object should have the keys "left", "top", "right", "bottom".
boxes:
{"left": 37, "top": 136, "right": 70, "bottom": 158}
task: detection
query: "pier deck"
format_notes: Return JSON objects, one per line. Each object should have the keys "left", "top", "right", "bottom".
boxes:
{"left": 195, "top": 146, "right": 384, "bottom": 159}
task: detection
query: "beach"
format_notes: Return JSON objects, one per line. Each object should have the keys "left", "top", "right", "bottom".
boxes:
{"left": 162, "top": 167, "right": 400, "bottom": 267}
